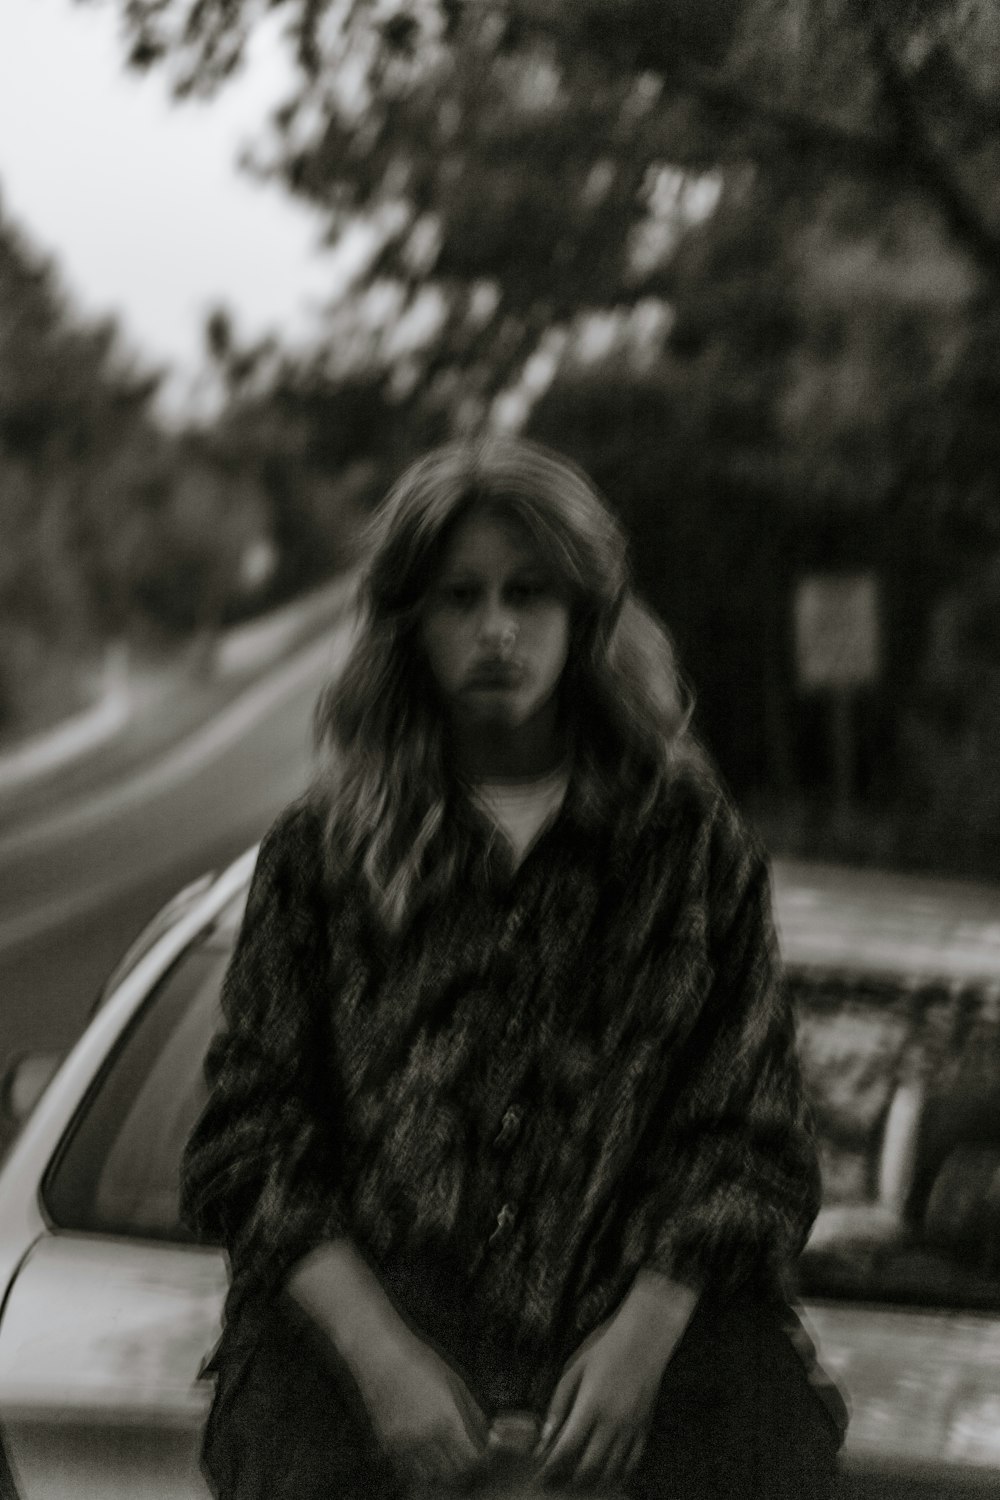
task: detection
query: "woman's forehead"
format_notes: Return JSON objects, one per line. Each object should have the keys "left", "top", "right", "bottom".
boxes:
{"left": 436, "top": 508, "right": 546, "bottom": 572}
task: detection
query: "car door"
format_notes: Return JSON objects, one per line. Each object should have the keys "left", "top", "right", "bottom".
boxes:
{"left": 0, "top": 924, "right": 235, "bottom": 1500}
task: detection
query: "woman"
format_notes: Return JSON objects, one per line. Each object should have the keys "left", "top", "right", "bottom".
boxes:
{"left": 181, "top": 436, "right": 846, "bottom": 1498}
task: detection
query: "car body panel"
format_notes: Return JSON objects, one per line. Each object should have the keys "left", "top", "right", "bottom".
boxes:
{"left": 1, "top": 850, "right": 999, "bottom": 1498}
{"left": 2, "top": 1424, "right": 206, "bottom": 1500}
{"left": 0, "top": 1239, "right": 225, "bottom": 1500}
{"left": 0, "top": 859, "right": 253, "bottom": 1499}
{"left": 0, "top": 1237, "right": 226, "bottom": 1427}
{"left": 804, "top": 1302, "right": 1000, "bottom": 1471}
{"left": 772, "top": 858, "right": 1000, "bottom": 985}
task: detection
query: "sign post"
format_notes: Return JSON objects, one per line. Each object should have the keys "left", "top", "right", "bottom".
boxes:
{"left": 794, "top": 573, "right": 881, "bottom": 831}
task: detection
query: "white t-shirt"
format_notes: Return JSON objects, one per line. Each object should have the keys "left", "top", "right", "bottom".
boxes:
{"left": 472, "top": 765, "right": 569, "bottom": 867}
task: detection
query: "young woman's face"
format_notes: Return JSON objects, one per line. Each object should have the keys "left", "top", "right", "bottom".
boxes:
{"left": 420, "top": 509, "right": 572, "bottom": 733}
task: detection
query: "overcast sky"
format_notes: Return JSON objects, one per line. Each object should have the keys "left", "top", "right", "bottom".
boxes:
{"left": 0, "top": 0, "right": 339, "bottom": 415}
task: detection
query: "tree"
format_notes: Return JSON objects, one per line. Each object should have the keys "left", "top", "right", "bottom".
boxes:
{"left": 94, "top": 2, "right": 1000, "bottom": 542}
{"left": 97, "top": 3, "right": 1000, "bottom": 312}
{"left": 0, "top": 207, "right": 295, "bottom": 734}
{"left": 196, "top": 307, "right": 409, "bottom": 603}
{"left": 92, "top": 1, "right": 1000, "bottom": 850}
{"left": 0, "top": 204, "right": 164, "bottom": 729}
{"left": 901, "top": 554, "right": 1000, "bottom": 878}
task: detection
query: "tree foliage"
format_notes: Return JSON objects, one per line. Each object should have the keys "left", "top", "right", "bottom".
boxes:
{"left": 196, "top": 315, "right": 403, "bottom": 602}
{"left": 93, "top": 3, "right": 1000, "bottom": 523}
{"left": 79, "top": 1, "right": 1000, "bottom": 863}
{"left": 102, "top": 2, "right": 1000, "bottom": 282}
{"left": 0, "top": 207, "right": 161, "bottom": 725}
{"left": 0, "top": 211, "right": 274, "bottom": 731}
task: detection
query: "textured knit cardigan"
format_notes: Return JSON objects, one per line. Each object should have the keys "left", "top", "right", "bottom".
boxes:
{"left": 180, "top": 762, "right": 821, "bottom": 1376}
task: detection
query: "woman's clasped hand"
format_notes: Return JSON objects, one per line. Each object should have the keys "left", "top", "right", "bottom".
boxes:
{"left": 289, "top": 1247, "right": 696, "bottom": 1494}
{"left": 535, "top": 1270, "right": 698, "bottom": 1491}
{"left": 287, "top": 1240, "right": 491, "bottom": 1489}
{"left": 348, "top": 1324, "right": 490, "bottom": 1490}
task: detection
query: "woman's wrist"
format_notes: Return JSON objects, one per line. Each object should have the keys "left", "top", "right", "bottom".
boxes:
{"left": 620, "top": 1268, "right": 700, "bottom": 1364}
{"left": 285, "top": 1237, "right": 409, "bottom": 1367}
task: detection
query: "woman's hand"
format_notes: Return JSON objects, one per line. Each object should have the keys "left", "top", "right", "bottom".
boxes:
{"left": 348, "top": 1320, "right": 489, "bottom": 1489}
{"left": 536, "top": 1270, "right": 698, "bottom": 1491}
{"left": 286, "top": 1237, "right": 488, "bottom": 1488}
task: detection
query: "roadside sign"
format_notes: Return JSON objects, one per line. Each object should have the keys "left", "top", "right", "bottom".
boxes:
{"left": 794, "top": 573, "right": 880, "bottom": 692}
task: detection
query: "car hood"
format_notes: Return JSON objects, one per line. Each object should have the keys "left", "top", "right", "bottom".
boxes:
{"left": 773, "top": 859, "right": 1000, "bottom": 984}
{"left": 0, "top": 1234, "right": 227, "bottom": 1425}
{"left": 3, "top": 1240, "right": 999, "bottom": 1476}
{"left": 802, "top": 1299, "right": 1000, "bottom": 1471}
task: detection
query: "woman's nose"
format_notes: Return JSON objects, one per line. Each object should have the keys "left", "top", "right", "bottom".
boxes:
{"left": 477, "top": 596, "right": 516, "bottom": 645}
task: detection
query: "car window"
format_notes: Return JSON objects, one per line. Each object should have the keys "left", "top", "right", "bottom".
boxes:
{"left": 793, "top": 973, "right": 1000, "bottom": 1311}
{"left": 91, "top": 873, "right": 217, "bottom": 1014}
{"left": 44, "top": 932, "right": 232, "bottom": 1242}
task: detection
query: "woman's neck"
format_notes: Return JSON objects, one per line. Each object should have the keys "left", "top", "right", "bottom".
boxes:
{"left": 449, "top": 714, "right": 567, "bottom": 783}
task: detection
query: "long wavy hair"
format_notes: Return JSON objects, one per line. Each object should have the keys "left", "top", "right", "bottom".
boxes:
{"left": 311, "top": 435, "right": 695, "bottom": 932}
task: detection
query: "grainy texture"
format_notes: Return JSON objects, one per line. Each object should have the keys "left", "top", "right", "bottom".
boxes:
{"left": 181, "top": 761, "right": 821, "bottom": 1410}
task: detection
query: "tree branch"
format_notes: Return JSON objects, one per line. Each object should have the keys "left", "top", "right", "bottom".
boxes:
{"left": 643, "top": 48, "right": 999, "bottom": 285}
{"left": 866, "top": 15, "right": 1000, "bottom": 283}
{"left": 660, "top": 64, "right": 905, "bottom": 180}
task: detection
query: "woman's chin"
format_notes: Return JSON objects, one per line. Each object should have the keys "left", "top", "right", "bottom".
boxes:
{"left": 457, "top": 698, "right": 529, "bottom": 729}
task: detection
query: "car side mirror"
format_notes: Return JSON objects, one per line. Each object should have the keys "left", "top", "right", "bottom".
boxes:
{"left": 1, "top": 1051, "right": 64, "bottom": 1126}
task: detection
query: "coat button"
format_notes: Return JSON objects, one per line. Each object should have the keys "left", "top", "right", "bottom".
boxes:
{"left": 494, "top": 1106, "right": 522, "bottom": 1148}
{"left": 489, "top": 1203, "right": 517, "bottom": 1245}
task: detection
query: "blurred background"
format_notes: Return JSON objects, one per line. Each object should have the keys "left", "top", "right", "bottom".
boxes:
{"left": 1, "top": 0, "right": 999, "bottom": 1074}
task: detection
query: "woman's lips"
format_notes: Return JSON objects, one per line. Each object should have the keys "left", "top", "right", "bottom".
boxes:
{"left": 464, "top": 662, "right": 524, "bottom": 690}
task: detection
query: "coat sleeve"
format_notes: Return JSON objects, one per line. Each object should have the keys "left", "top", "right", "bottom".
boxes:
{"left": 179, "top": 802, "right": 352, "bottom": 1308}
{"left": 644, "top": 794, "right": 821, "bottom": 1294}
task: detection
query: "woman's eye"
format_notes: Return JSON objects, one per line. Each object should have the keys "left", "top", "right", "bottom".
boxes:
{"left": 440, "top": 583, "right": 478, "bottom": 607}
{"left": 508, "top": 580, "right": 548, "bottom": 604}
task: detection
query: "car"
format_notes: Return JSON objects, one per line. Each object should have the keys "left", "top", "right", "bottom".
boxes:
{"left": 0, "top": 848, "right": 999, "bottom": 1499}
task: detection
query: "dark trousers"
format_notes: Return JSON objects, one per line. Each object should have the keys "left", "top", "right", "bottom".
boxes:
{"left": 202, "top": 1285, "right": 845, "bottom": 1500}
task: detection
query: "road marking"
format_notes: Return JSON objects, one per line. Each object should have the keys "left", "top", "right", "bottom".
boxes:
{"left": 0, "top": 620, "right": 356, "bottom": 865}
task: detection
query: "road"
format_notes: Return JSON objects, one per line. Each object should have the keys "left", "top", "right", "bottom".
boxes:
{"left": 0, "top": 625, "right": 352, "bottom": 1077}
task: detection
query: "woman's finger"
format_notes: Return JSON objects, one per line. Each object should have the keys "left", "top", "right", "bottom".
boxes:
{"left": 571, "top": 1422, "right": 616, "bottom": 1489}
{"left": 422, "top": 1433, "right": 469, "bottom": 1491}
{"left": 439, "top": 1421, "right": 484, "bottom": 1481}
{"left": 404, "top": 1445, "right": 435, "bottom": 1490}
{"left": 626, "top": 1428, "right": 650, "bottom": 1476}
{"left": 598, "top": 1430, "right": 631, "bottom": 1487}
{"left": 539, "top": 1403, "right": 595, "bottom": 1483}
{"left": 447, "top": 1373, "right": 490, "bottom": 1450}
{"left": 537, "top": 1364, "right": 582, "bottom": 1454}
